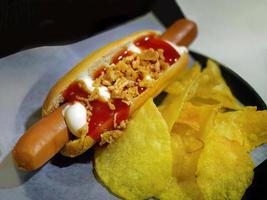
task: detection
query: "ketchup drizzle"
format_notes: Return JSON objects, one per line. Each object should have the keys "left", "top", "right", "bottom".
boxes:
{"left": 112, "top": 48, "right": 133, "bottom": 64}
{"left": 134, "top": 35, "right": 180, "bottom": 65}
{"left": 89, "top": 99, "right": 129, "bottom": 141}
{"left": 63, "top": 82, "right": 88, "bottom": 102}
{"left": 94, "top": 66, "right": 107, "bottom": 79}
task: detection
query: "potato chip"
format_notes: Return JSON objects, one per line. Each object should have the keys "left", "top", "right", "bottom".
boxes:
{"left": 158, "top": 93, "right": 186, "bottom": 131}
{"left": 157, "top": 178, "right": 186, "bottom": 200}
{"left": 214, "top": 108, "right": 267, "bottom": 152}
{"left": 156, "top": 132, "right": 203, "bottom": 200}
{"left": 157, "top": 103, "right": 218, "bottom": 200}
{"left": 94, "top": 99, "right": 172, "bottom": 200}
{"left": 175, "top": 102, "right": 214, "bottom": 132}
{"left": 164, "top": 63, "right": 201, "bottom": 95}
{"left": 159, "top": 66, "right": 201, "bottom": 130}
{"left": 191, "top": 60, "right": 242, "bottom": 110}
{"left": 170, "top": 130, "right": 186, "bottom": 179}
{"left": 158, "top": 177, "right": 202, "bottom": 200}
{"left": 171, "top": 130, "right": 201, "bottom": 181}
{"left": 196, "top": 135, "right": 254, "bottom": 200}
{"left": 172, "top": 104, "right": 217, "bottom": 181}
{"left": 176, "top": 134, "right": 201, "bottom": 182}
{"left": 182, "top": 133, "right": 204, "bottom": 153}
{"left": 176, "top": 105, "right": 201, "bottom": 132}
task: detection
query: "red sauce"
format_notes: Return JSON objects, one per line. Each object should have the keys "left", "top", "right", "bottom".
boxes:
{"left": 134, "top": 35, "right": 180, "bottom": 65}
{"left": 112, "top": 48, "right": 133, "bottom": 64}
{"left": 89, "top": 99, "right": 129, "bottom": 141}
{"left": 94, "top": 66, "right": 107, "bottom": 79}
{"left": 63, "top": 82, "right": 88, "bottom": 102}
{"left": 63, "top": 82, "right": 129, "bottom": 141}
{"left": 138, "top": 86, "right": 146, "bottom": 94}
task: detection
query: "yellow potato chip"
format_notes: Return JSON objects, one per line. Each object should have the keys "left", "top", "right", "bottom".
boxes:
{"left": 170, "top": 130, "right": 186, "bottom": 179}
{"left": 158, "top": 93, "right": 186, "bottom": 131}
{"left": 176, "top": 102, "right": 210, "bottom": 132}
{"left": 176, "top": 110, "right": 200, "bottom": 132}
{"left": 157, "top": 103, "right": 218, "bottom": 200}
{"left": 171, "top": 130, "right": 202, "bottom": 181}
{"left": 157, "top": 178, "right": 186, "bottom": 200}
{"left": 196, "top": 135, "right": 254, "bottom": 200}
{"left": 214, "top": 108, "right": 267, "bottom": 152}
{"left": 191, "top": 60, "right": 242, "bottom": 110}
{"left": 156, "top": 132, "right": 203, "bottom": 200}
{"left": 158, "top": 131, "right": 203, "bottom": 200}
{"left": 158, "top": 177, "right": 202, "bottom": 200}
{"left": 173, "top": 105, "right": 216, "bottom": 179}
{"left": 182, "top": 133, "right": 204, "bottom": 153}
{"left": 94, "top": 99, "right": 172, "bottom": 200}
{"left": 164, "top": 63, "right": 201, "bottom": 95}
{"left": 174, "top": 102, "right": 218, "bottom": 137}
{"left": 177, "top": 135, "right": 201, "bottom": 182}
{"left": 159, "top": 66, "right": 201, "bottom": 130}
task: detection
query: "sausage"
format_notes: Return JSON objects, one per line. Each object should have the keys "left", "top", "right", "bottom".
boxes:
{"left": 12, "top": 19, "right": 198, "bottom": 171}
{"left": 161, "top": 19, "right": 197, "bottom": 46}
{"left": 13, "top": 105, "right": 70, "bottom": 171}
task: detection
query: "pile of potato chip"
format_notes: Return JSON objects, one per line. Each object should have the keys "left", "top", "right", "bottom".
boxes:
{"left": 94, "top": 60, "right": 267, "bottom": 200}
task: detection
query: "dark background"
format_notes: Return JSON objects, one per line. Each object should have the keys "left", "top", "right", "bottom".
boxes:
{"left": 0, "top": 0, "right": 183, "bottom": 58}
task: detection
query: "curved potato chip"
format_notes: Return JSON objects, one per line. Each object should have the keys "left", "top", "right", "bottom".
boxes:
{"left": 156, "top": 131, "right": 203, "bottom": 200}
{"left": 174, "top": 102, "right": 218, "bottom": 136}
{"left": 196, "top": 135, "right": 254, "bottom": 200}
{"left": 159, "top": 66, "right": 201, "bottom": 130}
{"left": 164, "top": 63, "right": 201, "bottom": 95}
{"left": 191, "top": 60, "right": 242, "bottom": 110}
{"left": 214, "top": 108, "right": 267, "bottom": 152}
{"left": 182, "top": 133, "right": 204, "bottom": 153}
{"left": 157, "top": 177, "right": 202, "bottom": 200}
{"left": 159, "top": 93, "right": 186, "bottom": 131}
{"left": 175, "top": 134, "right": 201, "bottom": 181}
{"left": 170, "top": 130, "right": 186, "bottom": 178}
{"left": 176, "top": 102, "right": 207, "bottom": 132}
{"left": 157, "top": 104, "right": 218, "bottom": 200}
{"left": 169, "top": 106, "right": 215, "bottom": 197}
{"left": 176, "top": 102, "right": 201, "bottom": 131}
{"left": 94, "top": 99, "right": 172, "bottom": 200}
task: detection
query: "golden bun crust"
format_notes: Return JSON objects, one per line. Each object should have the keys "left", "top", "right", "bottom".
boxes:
{"left": 42, "top": 30, "right": 160, "bottom": 116}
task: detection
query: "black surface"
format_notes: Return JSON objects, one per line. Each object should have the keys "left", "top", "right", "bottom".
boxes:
{"left": 0, "top": 0, "right": 155, "bottom": 57}
{"left": 242, "top": 159, "right": 267, "bottom": 200}
{"left": 152, "top": 0, "right": 185, "bottom": 27}
{"left": 0, "top": 0, "right": 183, "bottom": 58}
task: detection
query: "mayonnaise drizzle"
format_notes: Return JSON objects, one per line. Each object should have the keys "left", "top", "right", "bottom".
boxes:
{"left": 127, "top": 43, "right": 141, "bottom": 54}
{"left": 63, "top": 102, "right": 87, "bottom": 137}
{"left": 166, "top": 41, "right": 188, "bottom": 55}
{"left": 77, "top": 74, "right": 110, "bottom": 101}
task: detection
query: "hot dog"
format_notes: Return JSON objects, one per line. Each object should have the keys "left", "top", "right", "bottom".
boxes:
{"left": 13, "top": 19, "right": 197, "bottom": 171}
